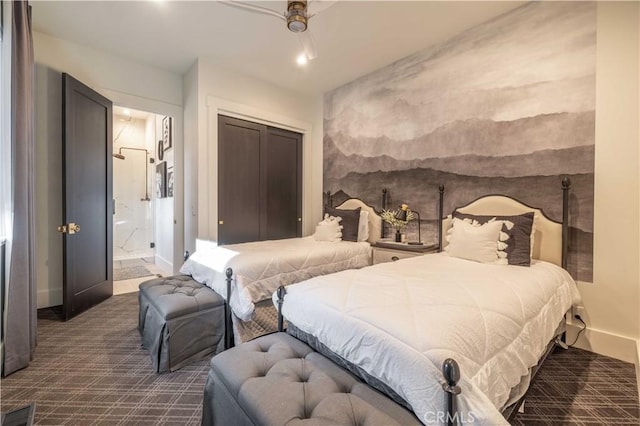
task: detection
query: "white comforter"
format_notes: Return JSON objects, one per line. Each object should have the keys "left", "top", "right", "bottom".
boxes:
{"left": 278, "top": 253, "right": 580, "bottom": 425}
{"left": 180, "top": 237, "right": 371, "bottom": 321}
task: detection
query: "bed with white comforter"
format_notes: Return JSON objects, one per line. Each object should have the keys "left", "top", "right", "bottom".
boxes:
{"left": 278, "top": 253, "right": 580, "bottom": 425}
{"left": 180, "top": 197, "right": 382, "bottom": 343}
{"left": 180, "top": 236, "right": 371, "bottom": 322}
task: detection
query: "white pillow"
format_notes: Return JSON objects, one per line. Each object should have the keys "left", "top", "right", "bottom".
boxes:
{"left": 313, "top": 214, "right": 343, "bottom": 242}
{"left": 357, "top": 210, "right": 370, "bottom": 242}
{"left": 445, "top": 218, "right": 508, "bottom": 264}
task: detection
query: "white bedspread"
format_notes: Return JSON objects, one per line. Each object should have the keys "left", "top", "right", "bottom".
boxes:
{"left": 278, "top": 253, "right": 580, "bottom": 425}
{"left": 180, "top": 237, "right": 371, "bottom": 321}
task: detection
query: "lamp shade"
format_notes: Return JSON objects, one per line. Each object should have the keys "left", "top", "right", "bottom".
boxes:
{"left": 395, "top": 205, "right": 408, "bottom": 221}
{"left": 395, "top": 209, "right": 407, "bottom": 221}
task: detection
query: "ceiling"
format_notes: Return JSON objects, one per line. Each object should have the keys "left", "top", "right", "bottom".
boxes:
{"left": 31, "top": 1, "right": 525, "bottom": 95}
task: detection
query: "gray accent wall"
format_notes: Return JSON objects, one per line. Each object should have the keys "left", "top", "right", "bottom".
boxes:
{"left": 323, "top": 2, "right": 595, "bottom": 281}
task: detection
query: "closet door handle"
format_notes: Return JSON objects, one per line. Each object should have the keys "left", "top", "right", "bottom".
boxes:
{"left": 391, "top": 256, "right": 400, "bottom": 262}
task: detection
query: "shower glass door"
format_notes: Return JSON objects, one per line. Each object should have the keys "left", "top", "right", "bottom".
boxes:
{"left": 112, "top": 107, "right": 154, "bottom": 261}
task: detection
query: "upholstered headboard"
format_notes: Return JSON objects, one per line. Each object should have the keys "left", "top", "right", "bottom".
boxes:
{"left": 441, "top": 196, "right": 562, "bottom": 266}
{"left": 334, "top": 198, "right": 383, "bottom": 244}
{"left": 439, "top": 179, "right": 570, "bottom": 267}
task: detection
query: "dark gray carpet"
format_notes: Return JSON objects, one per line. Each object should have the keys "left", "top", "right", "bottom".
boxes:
{"left": 1, "top": 293, "right": 209, "bottom": 425}
{"left": 510, "top": 346, "right": 639, "bottom": 424}
{"left": 1, "top": 292, "right": 638, "bottom": 425}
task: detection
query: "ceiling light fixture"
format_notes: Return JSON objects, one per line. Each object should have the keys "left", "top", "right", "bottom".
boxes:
{"left": 221, "top": 0, "right": 334, "bottom": 60}
{"left": 286, "top": 0, "right": 308, "bottom": 32}
{"left": 296, "top": 53, "right": 308, "bottom": 66}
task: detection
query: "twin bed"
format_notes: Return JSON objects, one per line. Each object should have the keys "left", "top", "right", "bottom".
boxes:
{"left": 268, "top": 179, "right": 579, "bottom": 424}
{"left": 179, "top": 196, "right": 384, "bottom": 343}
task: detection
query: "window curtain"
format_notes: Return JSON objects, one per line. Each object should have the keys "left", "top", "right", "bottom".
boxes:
{"left": 3, "top": 0, "right": 36, "bottom": 377}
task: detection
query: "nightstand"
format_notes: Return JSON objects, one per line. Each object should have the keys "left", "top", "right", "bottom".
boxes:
{"left": 372, "top": 241, "right": 438, "bottom": 265}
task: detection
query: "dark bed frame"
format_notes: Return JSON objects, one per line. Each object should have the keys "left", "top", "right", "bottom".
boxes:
{"left": 274, "top": 177, "right": 572, "bottom": 425}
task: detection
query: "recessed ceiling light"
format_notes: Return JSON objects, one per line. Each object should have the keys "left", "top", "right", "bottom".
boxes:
{"left": 296, "top": 54, "right": 308, "bottom": 66}
{"left": 122, "top": 108, "right": 131, "bottom": 116}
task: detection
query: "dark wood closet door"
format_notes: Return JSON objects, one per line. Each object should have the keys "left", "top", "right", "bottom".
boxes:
{"left": 218, "top": 116, "right": 265, "bottom": 245}
{"left": 218, "top": 115, "right": 302, "bottom": 245}
{"left": 262, "top": 127, "right": 302, "bottom": 240}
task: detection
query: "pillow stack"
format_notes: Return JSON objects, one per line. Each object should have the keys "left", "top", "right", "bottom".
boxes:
{"left": 446, "top": 211, "right": 535, "bottom": 266}
{"left": 445, "top": 218, "right": 510, "bottom": 264}
{"left": 324, "top": 206, "right": 367, "bottom": 242}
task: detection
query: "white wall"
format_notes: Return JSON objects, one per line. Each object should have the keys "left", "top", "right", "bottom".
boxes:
{"left": 34, "top": 63, "right": 63, "bottom": 308}
{"left": 153, "top": 115, "right": 175, "bottom": 272}
{"left": 33, "top": 31, "right": 184, "bottom": 307}
{"left": 565, "top": 2, "right": 639, "bottom": 363}
{"left": 182, "top": 63, "right": 199, "bottom": 255}
{"left": 34, "top": 33, "right": 182, "bottom": 107}
{"left": 183, "top": 59, "right": 323, "bottom": 252}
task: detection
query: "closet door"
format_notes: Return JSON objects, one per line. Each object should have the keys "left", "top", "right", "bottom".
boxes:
{"left": 218, "top": 115, "right": 302, "bottom": 244}
{"left": 262, "top": 127, "right": 302, "bottom": 240}
{"left": 218, "top": 116, "right": 265, "bottom": 244}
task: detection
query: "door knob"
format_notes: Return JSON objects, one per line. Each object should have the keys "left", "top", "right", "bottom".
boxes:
{"left": 57, "top": 222, "right": 80, "bottom": 234}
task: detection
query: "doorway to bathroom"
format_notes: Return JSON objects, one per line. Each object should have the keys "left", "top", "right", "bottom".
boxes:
{"left": 112, "top": 106, "right": 174, "bottom": 293}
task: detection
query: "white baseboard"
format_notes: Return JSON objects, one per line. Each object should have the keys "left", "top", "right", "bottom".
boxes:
{"left": 37, "top": 287, "right": 62, "bottom": 309}
{"left": 154, "top": 254, "right": 173, "bottom": 276}
{"left": 566, "top": 322, "right": 638, "bottom": 364}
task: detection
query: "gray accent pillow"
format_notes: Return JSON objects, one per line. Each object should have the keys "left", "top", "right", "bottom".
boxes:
{"left": 325, "top": 206, "right": 361, "bottom": 242}
{"left": 452, "top": 211, "right": 534, "bottom": 266}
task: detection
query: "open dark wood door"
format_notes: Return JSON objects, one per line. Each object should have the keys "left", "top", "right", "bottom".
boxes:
{"left": 61, "top": 73, "right": 113, "bottom": 320}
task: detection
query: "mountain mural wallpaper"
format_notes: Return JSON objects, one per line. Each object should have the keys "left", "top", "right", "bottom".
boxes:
{"left": 323, "top": 2, "right": 595, "bottom": 281}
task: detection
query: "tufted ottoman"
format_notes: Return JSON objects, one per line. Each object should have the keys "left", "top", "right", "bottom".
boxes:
{"left": 202, "top": 332, "right": 421, "bottom": 425}
{"left": 138, "top": 275, "right": 225, "bottom": 373}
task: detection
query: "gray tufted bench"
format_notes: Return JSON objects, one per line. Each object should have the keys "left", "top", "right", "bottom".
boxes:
{"left": 138, "top": 275, "right": 225, "bottom": 373}
{"left": 202, "top": 332, "right": 421, "bottom": 425}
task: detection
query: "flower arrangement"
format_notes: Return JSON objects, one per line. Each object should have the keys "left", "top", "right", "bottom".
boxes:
{"left": 381, "top": 204, "right": 416, "bottom": 231}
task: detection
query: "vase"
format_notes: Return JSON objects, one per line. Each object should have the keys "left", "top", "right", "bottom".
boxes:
{"left": 395, "top": 230, "right": 402, "bottom": 242}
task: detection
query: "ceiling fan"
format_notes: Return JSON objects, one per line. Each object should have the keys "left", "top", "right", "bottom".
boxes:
{"left": 220, "top": 0, "right": 336, "bottom": 61}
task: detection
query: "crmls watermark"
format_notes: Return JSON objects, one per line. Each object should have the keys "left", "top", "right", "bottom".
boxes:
{"left": 423, "top": 411, "right": 476, "bottom": 424}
